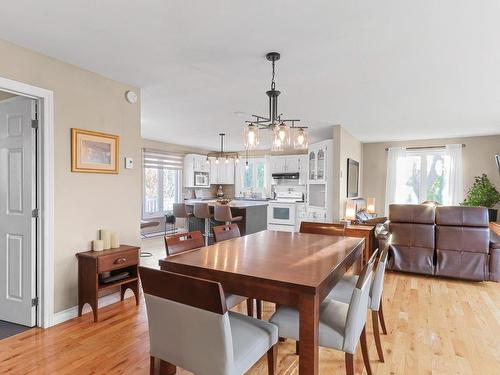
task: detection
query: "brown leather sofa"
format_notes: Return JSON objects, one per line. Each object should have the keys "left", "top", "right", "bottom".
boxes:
{"left": 378, "top": 204, "right": 500, "bottom": 282}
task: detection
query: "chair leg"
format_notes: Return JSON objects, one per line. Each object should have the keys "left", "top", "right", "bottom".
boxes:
{"left": 295, "top": 341, "right": 300, "bottom": 355}
{"left": 150, "top": 356, "right": 155, "bottom": 375}
{"left": 246, "top": 298, "right": 254, "bottom": 317}
{"left": 360, "top": 325, "right": 373, "bottom": 375}
{"left": 378, "top": 300, "right": 388, "bottom": 335}
{"left": 371, "top": 310, "right": 385, "bottom": 362}
{"left": 256, "top": 299, "right": 262, "bottom": 319}
{"left": 345, "top": 353, "right": 354, "bottom": 375}
{"left": 267, "top": 344, "right": 277, "bottom": 375}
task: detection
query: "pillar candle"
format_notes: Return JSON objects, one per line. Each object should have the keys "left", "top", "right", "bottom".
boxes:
{"left": 110, "top": 232, "right": 120, "bottom": 248}
{"left": 100, "top": 229, "right": 111, "bottom": 250}
{"left": 92, "top": 240, "right": 104, "bottom": 252}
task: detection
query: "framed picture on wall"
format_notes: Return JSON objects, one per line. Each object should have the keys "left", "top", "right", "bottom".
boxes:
{"left": 346, "top": 158, "right": 359, "bottom": 198}
{"left": 71, "top": 128, "right": 119, "bottom": 173}
{"left": 496, "top": 154, "right": 500, "bottom": 171}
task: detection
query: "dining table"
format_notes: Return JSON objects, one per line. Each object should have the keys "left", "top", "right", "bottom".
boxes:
{"left": 158, "top": 230, "right": 365, "bottom": 375}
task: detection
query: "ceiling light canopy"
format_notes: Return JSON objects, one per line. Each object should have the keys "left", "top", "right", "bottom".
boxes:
{"left": 243, "top": 52, "right": 309, "bottom": 151}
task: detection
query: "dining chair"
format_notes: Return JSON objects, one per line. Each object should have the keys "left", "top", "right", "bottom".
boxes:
{"left": 214, "top": 205, "right": 243, "bottom": 225}
{"left": 269, "top": 249, "right": 378, "bottom": 375}
{"left": 213, "top": 223, "right": 241, "bottom": 242}
{"left": 139, "top": 266, "right": 278, "bottom": 375}
{"left": 325, "top": 245, "right": 389, "bottom": 362}
{"left": 164, "top": 231, "right": 204, "bottom": 256}
{"left": 173, "top": 203, "right": 193, "bottom": 232}
{"left": 164, "top": 231, "right": 250, "bottom": 315}
{"left": 299, "top": 221, "right": 346, "bottom": 236}
{"left": 212, "top": 223, "right": 262, "bottom": 320}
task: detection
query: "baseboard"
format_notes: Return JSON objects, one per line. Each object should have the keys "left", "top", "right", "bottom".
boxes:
{"left": 52, "top": 291, "right": 134, "bottom": 326}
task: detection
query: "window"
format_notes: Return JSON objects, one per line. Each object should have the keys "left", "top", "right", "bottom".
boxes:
{"left": 385, "top": 145, "right": 463, "bottom": 213}
{"left": 237, "top": 157, "right": 268, "bottom": 196}
{"left": 143, "top": 149, "right": 183, "bottom": 217}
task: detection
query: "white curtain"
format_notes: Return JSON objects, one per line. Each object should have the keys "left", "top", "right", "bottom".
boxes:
{"left": 443, "top": 144, "right": 463, "bottom": 205}
{"left": 384, "top": 147, "right": 407, "bottom": 215}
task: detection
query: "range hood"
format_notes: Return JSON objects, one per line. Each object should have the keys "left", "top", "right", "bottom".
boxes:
{"left": 271, "top": 172, "right": 300, "bottom": 180}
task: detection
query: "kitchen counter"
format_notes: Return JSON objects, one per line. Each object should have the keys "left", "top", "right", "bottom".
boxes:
{"left": 184, "top": 199, "right": 269, "bottom": 208}
{"left": 184, "top": 199, "right": 268, "bottom": 238}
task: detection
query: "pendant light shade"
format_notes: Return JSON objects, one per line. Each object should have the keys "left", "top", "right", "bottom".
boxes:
{"left": 244, "top": 123, "right": 260, "bottom": 149}
{"left": 277, "top": 122, "right": 290, "bottom": 144}
{"left": 271, "top": 126, "right": 284, "bottom": 152}
{"left": 293, "top": 127, "right": 309, "bottom": 150}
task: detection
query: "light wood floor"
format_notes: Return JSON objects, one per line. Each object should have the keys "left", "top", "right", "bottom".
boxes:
{"left": 1, "top": 237, "right": 499, "bottom": 374}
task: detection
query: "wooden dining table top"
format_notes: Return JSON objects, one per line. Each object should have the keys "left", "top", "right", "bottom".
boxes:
{"left": 159, "top": 230, "right": 364, "bottom": 294}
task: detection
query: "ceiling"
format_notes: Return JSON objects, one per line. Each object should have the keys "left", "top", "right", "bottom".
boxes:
{"left": 1, "top": 1, "right": 499, "bottom": 151}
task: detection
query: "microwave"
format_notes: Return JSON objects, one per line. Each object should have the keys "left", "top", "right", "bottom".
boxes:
{"left": 194, "top": 171, "right": 210, "bottom": 187}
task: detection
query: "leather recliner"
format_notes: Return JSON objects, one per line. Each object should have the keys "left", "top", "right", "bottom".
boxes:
{"left": 377, "top": 204, "right": 500, "bottom": 282}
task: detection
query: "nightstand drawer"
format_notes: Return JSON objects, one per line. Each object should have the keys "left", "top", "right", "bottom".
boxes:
{"left": 98, "top": 248, "right": 138, "bottom": 272}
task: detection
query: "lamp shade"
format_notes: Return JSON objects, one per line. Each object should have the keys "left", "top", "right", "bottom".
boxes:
{"left": 345, "top": 200, "right": 357, "bottom": 221}
{"left": 293, "top": 127, "right": 308, "bottom": 150}
{"left": 367, "top": 197, "right": 376, "bottom": 214}
{"left": 244, "top": 123, "right": 259, "bottom": 149}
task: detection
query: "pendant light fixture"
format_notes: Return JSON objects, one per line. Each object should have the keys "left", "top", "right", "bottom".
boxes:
{"left": 207, "top": 133, "right": 239, "bottom": 163}
{"left": 243, "top": 52, "right": 309, "bottom": 150}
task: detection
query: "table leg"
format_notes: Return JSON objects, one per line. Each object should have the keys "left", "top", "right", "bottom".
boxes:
{"left": 298, "top": 294, "right": 320, "bottom": 375}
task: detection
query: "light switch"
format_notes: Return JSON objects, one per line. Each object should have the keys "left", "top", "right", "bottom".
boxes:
{"left": 125, "top": 157, "right": 134, "bottom": 169}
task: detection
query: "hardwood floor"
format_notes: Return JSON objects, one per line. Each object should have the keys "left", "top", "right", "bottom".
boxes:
{"left": 1, "top": 237, "right": 499, "bottom": 374}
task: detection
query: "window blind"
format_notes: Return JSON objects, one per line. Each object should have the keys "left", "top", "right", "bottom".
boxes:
{"left": 143, "top": 148, "right": 183, "bottom": 170}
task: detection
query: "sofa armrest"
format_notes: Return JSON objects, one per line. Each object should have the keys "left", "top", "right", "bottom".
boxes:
{"left": 364, "top": 216, "right": 387, "bottom": 225}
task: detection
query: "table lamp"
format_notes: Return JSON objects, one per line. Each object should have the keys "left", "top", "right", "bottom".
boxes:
{"left": 367, "top": 198, "right": 376, "bottom": 214}
{"left": 345, "top": 200, "right": 356, "bottom": 222}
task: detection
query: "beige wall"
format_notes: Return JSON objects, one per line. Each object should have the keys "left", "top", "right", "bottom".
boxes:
{"left": 0, "top": 39, "right": 142, "bottom": 313}
{"left": 332, "top": 125, "right": 363, "bottom": 221}
{"left": 363, "top": 135, "right": 500, "bottom": 216}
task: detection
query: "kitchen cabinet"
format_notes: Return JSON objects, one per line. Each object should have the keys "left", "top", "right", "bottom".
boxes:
{"left": 270, "top": 155, "right": 307, "bottom": 174}
{"left": 308, "top": 141, "right": 329, "bottom": 182}
{"left": 209, "top": 157, "right": 235, "bottom": 185}
{"left": 184, "top": 154, "right": 210, "bottom": 187}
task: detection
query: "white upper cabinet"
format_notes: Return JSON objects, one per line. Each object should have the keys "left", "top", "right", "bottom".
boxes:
{"left": 308, "top": 141, "right": 329, "bottom": 183}
{"left": 209, "top": 157, "right": 235, "bottom": 185}
{"left": 270, "top": 155, "right": 307, "bottom": 174}
{"left": 184, "top": 154, "right": 210, "bottom": 187}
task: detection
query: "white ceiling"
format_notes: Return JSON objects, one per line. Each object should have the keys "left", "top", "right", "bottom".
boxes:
{"left": 1, "top": 1, "right": 500, "bottom": 151}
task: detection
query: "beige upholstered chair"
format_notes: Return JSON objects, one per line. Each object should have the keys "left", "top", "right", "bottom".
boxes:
{"left": 172, "top": 203, "right": 193, "bottom": 232}
{"left": 325, "top": 246, "right": 389, "bottom": 362}
{"left": 214, "top": 205, "right": 242, "bottom": 225}
{"left": 164, "top": 231, "right": 248, "bottom": 314}
{"left": 193, "top": 203, "right": 213, "bottom": 245}
{"left": 270, "top": 250, "right": 378, "bottom": 375}
{"left": 140, "top": 266, "right": 278, "bottom": 375}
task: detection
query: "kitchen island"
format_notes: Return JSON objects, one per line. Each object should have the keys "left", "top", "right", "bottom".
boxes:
{"left": 184, "top": 199, "right": 268, "bottom": 238}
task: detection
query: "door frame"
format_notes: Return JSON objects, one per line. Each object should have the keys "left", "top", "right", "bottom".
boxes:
{"left": 0, "top": 76, "right": 54, "bottom": 328}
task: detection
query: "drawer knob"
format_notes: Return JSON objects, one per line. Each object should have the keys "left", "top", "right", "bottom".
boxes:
{"left": 114, "top": 257, "right": 127, "bottom": 264}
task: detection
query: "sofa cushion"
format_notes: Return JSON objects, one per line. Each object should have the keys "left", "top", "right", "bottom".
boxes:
{"left": 389, "top": 204, "right": 435, "bottom": 224}
{"left": 436, "top": 206, "right": 489, "bottom": 227}
{"left": 387, "top": 245, "right": 435, "bottom": 275}
{"left": 389, "top": 223, "right": 435, "bottom": 249}
{"left": 435, "top": 250, "right": 487, "bottom": 281}
{"left": 436, "top": 226, "right": 490, "bottom": 254}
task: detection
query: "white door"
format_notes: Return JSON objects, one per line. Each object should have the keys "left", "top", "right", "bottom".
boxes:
{"left": 0, "top": 96, "right": 37, "bottom": 327}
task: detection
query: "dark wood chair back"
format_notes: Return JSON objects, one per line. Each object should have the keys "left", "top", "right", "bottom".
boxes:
{"left": 213, "top": 223, "right": 241, "bottom": 242}
{"left": 139, "top": 266, "right": 226, "bottom": 314}
{"left": 299, "top": 221, "right": 346, "bottom": 236}
{"left": 164, "top": 231, "right": 204, "bottom": 256}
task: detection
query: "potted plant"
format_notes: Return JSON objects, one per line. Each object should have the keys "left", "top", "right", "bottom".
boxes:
{"left": 462, "top": 174, "right": 500, "bottom": 221}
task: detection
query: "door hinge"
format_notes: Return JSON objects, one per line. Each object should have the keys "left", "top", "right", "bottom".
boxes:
{"left": 32, "top": 208, "right": 39, "bottom": 218}
{"left": 32, "top": 297, "right": 39, "bottom": 307}
{"left": 31, "top": 119, "right": 39, "bottom": 129}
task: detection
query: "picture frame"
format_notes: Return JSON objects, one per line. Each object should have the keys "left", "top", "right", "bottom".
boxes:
{"left": 71, "top": 128, "right": 119, "bottom": 174}
{"left": 346, "top": 158, "right": 359, "bottom": 198}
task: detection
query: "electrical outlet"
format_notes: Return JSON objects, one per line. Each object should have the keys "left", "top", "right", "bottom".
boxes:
{"left": 125, "top": 157, "right": 134, "bottom": 169}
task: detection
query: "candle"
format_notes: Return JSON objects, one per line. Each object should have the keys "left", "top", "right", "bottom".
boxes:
{"left": 92, "top": 240, "right": 104, "bottom": 252}
{"left": 100, "top": 229, "right": 111, "bottom": 250}
{"left": 110, "top": 232, "right": 119, "bottom": 248}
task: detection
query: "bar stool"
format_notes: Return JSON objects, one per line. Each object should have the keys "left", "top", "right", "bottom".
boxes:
{"left": 214, "top": 205, "right": 242, "bottom": 226}
{"left": 193, "top": 203, "right": 213, "bottom": 246}
{"left": 172, "top": 203, "right": 193, "bottom": 233}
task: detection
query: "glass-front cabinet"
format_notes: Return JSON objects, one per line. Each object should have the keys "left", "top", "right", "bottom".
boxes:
{"left": 308, "top": 143, "right": 328, "bottom": 182}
